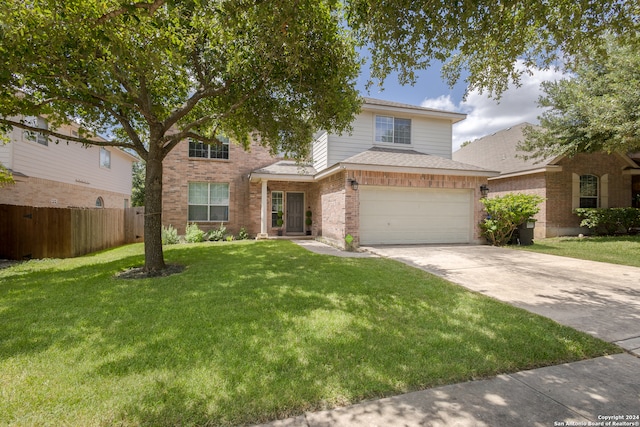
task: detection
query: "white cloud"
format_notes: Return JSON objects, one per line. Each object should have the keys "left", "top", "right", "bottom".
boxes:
{"left": 421, "top": 63, "right": 567, "bottom": 151}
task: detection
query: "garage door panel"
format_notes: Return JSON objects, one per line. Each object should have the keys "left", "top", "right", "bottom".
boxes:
{"left": 359, "top": 186, "right": 472, "bottom": 245}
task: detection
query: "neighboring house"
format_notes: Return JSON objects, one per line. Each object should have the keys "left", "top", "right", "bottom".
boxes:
{"left": 453, "top": 123, "right": 640, "bottom": 238}
{"left": 0, "top": 115, "right": 138, "bottom": 209}
{"left": 162, "top": 97, "right": 498, "bottom": 248}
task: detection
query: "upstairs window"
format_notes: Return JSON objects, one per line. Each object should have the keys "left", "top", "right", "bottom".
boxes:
{"left": 375, "top": 115, "right": 411, "bottom": 145}
{"left": 23, "top": 116, "right": 48, "bottom": 146}
{"left": 579, "top": 174, "right": 599, "bottom": 208}
{"left": 189, "top": 136, "right": 230, "bottom": 160}
{"left": 100, "top": 147, "right": 111, "bottom": 169}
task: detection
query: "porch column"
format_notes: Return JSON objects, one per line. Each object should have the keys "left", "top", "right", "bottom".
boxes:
{"left": 257, "top": 179, "right": 269, "bottom": 239}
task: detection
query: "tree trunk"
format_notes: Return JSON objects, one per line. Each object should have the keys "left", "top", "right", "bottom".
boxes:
{"left": 143, "top": 152, "right": 166, "bottom": 273}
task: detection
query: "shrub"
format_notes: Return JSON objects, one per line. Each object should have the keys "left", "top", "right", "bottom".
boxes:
{"left": 161, "top": 224, "right": 180, "bottom": 245}
{"left": 207, "top": 224, "right": 227, "bottom": 241}
{"left": 237, "top": 227, "right": 249, "bottom": 240}
{"left": 480, "top": 193, "right": 544, "bottom": 246}
{"left": 574, "top": 208, "right": 640, "bottom": 235}
{"left": 185, "top": 222, "right": 206, "bottom": 243}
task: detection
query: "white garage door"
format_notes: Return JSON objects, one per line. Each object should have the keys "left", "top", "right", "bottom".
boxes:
{"left": 359, "top": 186, "right": 473, "bottom": 245}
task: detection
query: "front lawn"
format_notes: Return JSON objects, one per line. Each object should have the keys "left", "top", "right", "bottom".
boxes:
{"left": 516, "top": 235, "right": 640, "bottom": 267}
{"left": 0, "top": 241, "right": 620, "bottom": 426}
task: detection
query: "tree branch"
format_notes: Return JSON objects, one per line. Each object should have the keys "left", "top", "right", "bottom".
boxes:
{"left": 96, "top": 0, "right": 166, "bottom": 24}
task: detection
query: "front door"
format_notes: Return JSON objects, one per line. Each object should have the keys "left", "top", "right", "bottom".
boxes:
{"left": 286, "top": 192, "right": 304, "bottom": 233}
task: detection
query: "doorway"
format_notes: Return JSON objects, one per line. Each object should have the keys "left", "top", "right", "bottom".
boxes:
{"left": 286, "top": 192, "right": 304, "bottom": 233}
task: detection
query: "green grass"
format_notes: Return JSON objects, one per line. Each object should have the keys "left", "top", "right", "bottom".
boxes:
{"left": 0, "top": 241, "right": 620, "bottom": 426}
{"left": 516, "top": 235, "right": 640, "bottom": 267}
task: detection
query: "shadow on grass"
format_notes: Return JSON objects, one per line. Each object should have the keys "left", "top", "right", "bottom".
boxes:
{"left": 0, "top": 241, "right": 619, "bottom": 426}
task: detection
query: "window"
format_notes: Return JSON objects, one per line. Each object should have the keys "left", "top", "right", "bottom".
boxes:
{"left": 100, "top": 147, "right": 111, "bottom": 169}
{"left": 96, "top": 197, "right": 104, "bottom": 208}
{"left": 375, "top": 115, "right": 411, "bottom": 145}
{"left": 580, "top": 175, "right": 599, "bottom": 208}
{"left": 188, "top": 136, "right": 230, "bottom": 159}
{"left": 188, "top": 182, "right": 229, "bottom": 221}
{"left": 271, "top": 191, "right": 283, "bottom": 226}
{"left": 23, "top": 116, "right": 48, "bottom": 146}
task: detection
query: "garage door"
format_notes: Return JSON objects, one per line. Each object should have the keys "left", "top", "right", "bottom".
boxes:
{"left": 359, "top": 186, "right": 473, "bottom": 245}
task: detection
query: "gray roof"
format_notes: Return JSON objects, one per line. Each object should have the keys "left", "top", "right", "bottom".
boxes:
{"left": 341, "top": 146, "right": 497, "bottom": 173}
{"left": 362, "top": 97, "right": 466, "bottom": 123}
{"left": 452, "top": 123, "right": 556, "bottom": 175}
{"left": 251, "top": 160, "right": 316, "bottom": 177}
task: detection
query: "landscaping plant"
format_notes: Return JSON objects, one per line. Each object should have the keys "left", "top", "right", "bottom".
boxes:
{"left": 480, "top": 193, "right": 544, "bottom": 246}
{"left": 207, "top": 224, "right": 227, "bottom": 242}
{"left": 161, "top": 224, "right": 179, "bottom": 245}
{"left": 185, "top": 223, "right": 206, "bottom": 243}
{"left": 574, "top": 207, "right": 640, "bottom": 235}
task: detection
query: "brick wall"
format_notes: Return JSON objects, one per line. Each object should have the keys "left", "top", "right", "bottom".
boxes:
{"left": 0, "top": 176, "right": 130, "bottom": 209}
{"left": 317, "top": 171, "right": 347, "bottom": 247}
{"left": 489, "top": 152, "right": 633, "bottom": 238}
{"left": 162, "top": 139, "right": 278, "bottom": 235}
{"left": 248, "top": 180, "right": 317, "bottom": 237}
{"left": 317, "top": 170, "right": 489, "bottom": 248}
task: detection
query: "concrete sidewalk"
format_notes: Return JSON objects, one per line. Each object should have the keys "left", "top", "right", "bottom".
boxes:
{"left": 256, "top": 242, "right": 640, "bottom": 427}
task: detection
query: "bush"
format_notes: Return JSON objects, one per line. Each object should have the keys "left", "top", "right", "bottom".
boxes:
{"left": 574, "top": 208, "right": 640, "bottom": 235}
{"left": 237, "top": 227, "right": 249, "bottom": 240}
{"left": 185, "top": 222, "right": 206, "bottom": 243}
{"left": 480, "top": 193, "right": 544, "bottom": 246}
{"left": 207, "top": 224, "right": 227, "bottom": 241}
{"left": 161, "top": 224, "right": 180, "bottom": 245}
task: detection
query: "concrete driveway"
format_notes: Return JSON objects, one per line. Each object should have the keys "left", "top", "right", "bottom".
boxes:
{"left": 362, "top": 244, "right": 640, "bottom": 355}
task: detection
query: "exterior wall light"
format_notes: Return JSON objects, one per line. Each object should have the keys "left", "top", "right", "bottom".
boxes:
{"left": 480, "top": 184, "right": 490, "bottom": 197}
{"left": 349, "top": 178, "right": 359, "bottom": 191}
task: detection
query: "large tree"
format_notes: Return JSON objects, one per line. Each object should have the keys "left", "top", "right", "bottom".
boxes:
{"left": 0, "top": 0, "right": 361, "bottom": 273}
{"left": 520, "top": 37, "right": 640, "bottom": 159}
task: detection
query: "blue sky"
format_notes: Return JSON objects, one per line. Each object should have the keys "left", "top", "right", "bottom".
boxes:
{"left": 354, "top": 60, "right": 566, "bottom": 151}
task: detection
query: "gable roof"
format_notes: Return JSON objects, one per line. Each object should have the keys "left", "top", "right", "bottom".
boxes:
{"left": 250, "top": 147, "right": 498, "bottom": 182}
{"left": 337, "top": 146, "right": 497, "bottom": 176}
{"left": 362, "top": 97, "right": 466, "bottom": 124}
{"left": 452, "top": 123, "right": 558, "bottom": 176}
{"left": 250, "top": 160, "right": 316, "bottom": 182}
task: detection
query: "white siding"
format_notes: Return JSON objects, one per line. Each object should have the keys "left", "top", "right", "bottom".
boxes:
{"left": 0, "top": 137, "right": 13, "bottom": 169}
{"left": 8, "top": 119, "right": 134, "bottom": 196}
{"left": 324, "top": 110, "right": 454, "bottom": 170}
{"left": 312, "top": 131, "right": 328, "bottom": 171}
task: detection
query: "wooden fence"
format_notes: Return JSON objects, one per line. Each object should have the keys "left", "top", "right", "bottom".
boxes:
{"left": 0, "top": 205, "right": 144, "bottom": 260}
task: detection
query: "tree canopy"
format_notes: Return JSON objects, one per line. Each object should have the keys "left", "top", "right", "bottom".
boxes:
{"left": 521, "top": 37, "right": 640, "bottom": 159}
{"left": 347, "top": 0, "right": 639, "bottom": 97}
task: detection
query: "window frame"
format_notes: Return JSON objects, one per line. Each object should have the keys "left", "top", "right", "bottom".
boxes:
{"left": 22, "top": 116, "right": 49, "bottom": 146}
{"left": 188, "top": 136, "right": 230, "bottom": 160}
{"left": 188, "top": 182, "right": 230, "bottom": 222}
{"left": 271, "top": 191, "right": 283, "bottom": 227}
{"left": 100, "top": 147, "right": 111, "bottom": 169}
{"left": 579, "top": 174, "right": 599, "bottom": 208}
{"left": 375, "top": 115, "right": 412, "bottom": 145}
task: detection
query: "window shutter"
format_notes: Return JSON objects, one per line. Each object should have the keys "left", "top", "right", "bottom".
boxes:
{"left": 600, "top": 174, "right": 609, "bottom": 208}
{"left": 572, "top": 173, "right": 580, "bottom": 210}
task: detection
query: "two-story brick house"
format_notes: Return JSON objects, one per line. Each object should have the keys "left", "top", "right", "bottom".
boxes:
{"left": 453, "top": 123, "right": 640, "bottom": 238}
{"left": 0, "top": 115, "right": 137, "bottom": 208}
{"left": 162, "top": 98, "right": 498, "bottom": 248}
